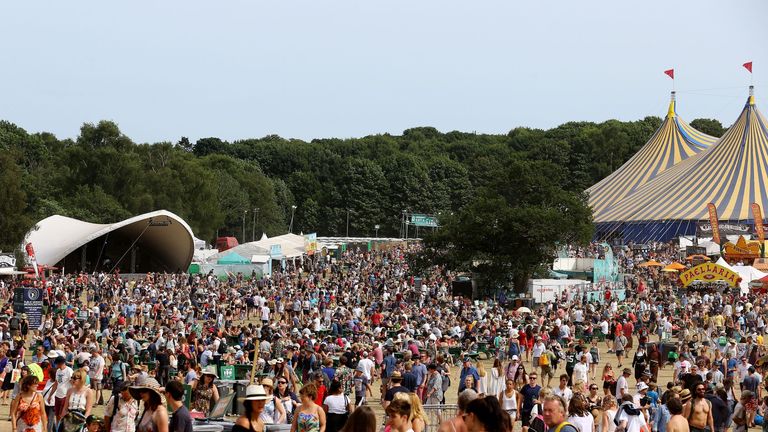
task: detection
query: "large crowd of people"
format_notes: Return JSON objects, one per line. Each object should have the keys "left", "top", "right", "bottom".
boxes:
{"left": 0, "top": 240, "right": 766, "bottom": 432}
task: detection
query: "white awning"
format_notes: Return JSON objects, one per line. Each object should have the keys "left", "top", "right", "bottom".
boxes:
{"left": 251, "top": 255, "right": 270, "bottom": 263}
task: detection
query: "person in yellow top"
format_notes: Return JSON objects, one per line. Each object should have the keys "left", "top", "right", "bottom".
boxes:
{"left": 712, "top": 314, "right": 724, "bottom": 329}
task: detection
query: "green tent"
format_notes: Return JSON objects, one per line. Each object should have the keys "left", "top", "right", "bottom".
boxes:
{"left": 217, "top": 252, "right": 250, "bottom": 265}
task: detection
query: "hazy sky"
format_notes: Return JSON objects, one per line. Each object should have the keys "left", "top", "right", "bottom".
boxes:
{"left": 1, "top": 1, "right": 765, "bottom": 144}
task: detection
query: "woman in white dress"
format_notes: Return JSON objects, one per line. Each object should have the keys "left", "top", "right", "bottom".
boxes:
{"left": 476, "top": 362, "right": 488, "bottom": 397}
{"left": 488, "top": 359, "right": 506, "bottom": 398}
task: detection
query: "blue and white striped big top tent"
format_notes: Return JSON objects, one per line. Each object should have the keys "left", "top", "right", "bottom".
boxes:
{"left": 594, "top": 86, "right": 768, "bottom": 242}
{"left": 587, "top": 92, "right": 716, "bottom": 217}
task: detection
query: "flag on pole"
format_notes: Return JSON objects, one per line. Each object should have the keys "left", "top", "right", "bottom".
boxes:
{"left": 744, "top": 62, "right": 753, "bottom": 73}
{"left": 25, "top": 243, "right": 39, "bottom": 278}
{"left": 664, "top": 69, "right": 674, "bottom": 79}
{"left": 707, "top": 203, "right": 721, "bottom": 245}
{"left": 752, "top": 203, "right": 764, "bottom": 243}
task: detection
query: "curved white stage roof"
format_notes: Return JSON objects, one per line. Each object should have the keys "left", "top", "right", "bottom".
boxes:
{"left": 26, "top": 210, "right": 195, "bottom": 272}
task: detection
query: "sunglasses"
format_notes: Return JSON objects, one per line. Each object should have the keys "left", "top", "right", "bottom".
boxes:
{"left": 529, "top": 376, "right": 537, "bottom": 380}
{"left": 278, "top": 381, "right": 287, "bottom": 384}
{"left": 71, "top": 377, "right": 82, "bottom": 381}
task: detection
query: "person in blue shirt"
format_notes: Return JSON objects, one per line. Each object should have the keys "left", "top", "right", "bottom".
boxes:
{"left": 652, "top": 397, "right": 672, "bottom": 432}
{"left": 726, "top": 353, "right": 738, "bottom": 379}
{"left": 458, "top": 357, "right": 480, "bottom": 394}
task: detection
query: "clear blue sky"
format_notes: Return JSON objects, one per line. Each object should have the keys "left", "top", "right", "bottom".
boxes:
{"left": 1, "top": 1, "right": 765, "bottom": 144}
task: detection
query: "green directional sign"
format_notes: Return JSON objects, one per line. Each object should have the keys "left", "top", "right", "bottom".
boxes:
{"left": 410, "top": 214, "right": 439, "bottom": 227}
{"left": 220, "top": 365, "right": 235, "bottom": 380}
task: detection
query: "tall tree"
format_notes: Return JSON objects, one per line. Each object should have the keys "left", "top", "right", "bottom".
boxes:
{"left": 0, "top": 153, "right": 30, "bottom": 252}
{"left": 417, "top": 158, "right": 593, "bottom": 293}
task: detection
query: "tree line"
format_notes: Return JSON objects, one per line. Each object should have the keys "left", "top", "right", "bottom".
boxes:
{"left": 0, "top": 116, "right": 725, "bottom": 257}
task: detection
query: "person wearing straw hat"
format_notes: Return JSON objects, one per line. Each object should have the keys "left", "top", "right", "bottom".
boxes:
{"left": 257, "top": 377, "right": 286, "bottom": 424}
{"left": 129, "top": 378, "right": 168, "bottom": 432}
{"left": 232, "top": 384, "right": 270, "bottom": 432}
{"left": 190, "top": 366, "right": 219, "bottom": 416}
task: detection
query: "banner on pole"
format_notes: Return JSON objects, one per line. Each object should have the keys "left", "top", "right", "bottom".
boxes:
{"left": 707, "top": 203, "right": 721, "bottom": 244}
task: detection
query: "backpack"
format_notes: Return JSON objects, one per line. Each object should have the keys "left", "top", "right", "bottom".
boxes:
{"left": 554, "top": 422, "right": 577, "bottom": 432}
{"left": 218, "top": 339, "right": 228, "bottom": 355}
{"left": 539, "top": 352, "right": 551, "bottom": 367}
{"left": 506, "top": 363, "right": 516, "bottom": 380}
{"left": 529, "top": 406, "right": 547, "bottom": 432}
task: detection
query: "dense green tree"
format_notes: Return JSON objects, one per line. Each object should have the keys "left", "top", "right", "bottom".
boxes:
{"left": 418, "top": 159, "right": 594, "bottom": 293}
{"left": 0, "top": 108, "right": 723, "bottom": 259}
{"left": 0, "top": 153, "right": 29, "bottom": 252}
{"left": 690, "top": 118, "right": 726, "bottom": 137}
{"left": 338, "top": 158, "right": 389, "bottom": 236}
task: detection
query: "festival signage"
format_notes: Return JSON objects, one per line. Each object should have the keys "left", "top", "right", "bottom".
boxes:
{"left": 220, "top": 365, "right": 235, "bottom": 380}
{"left": 707, "top": 203, "right": 722, "bottom": 244}
{"left": 23, "top": 288, "right": 44, "bottom": 328}
{"left": 679, "top": 263, "right": 740, "bottom": 287}
{"left": 410, "top": 214, "right": 439, "bottom": 228}
{"left": 304, "top": 233, "right": 318, "bottom": 255}
{"left": 697, "top": 222, "right": 749, "bottom": 238}
{"left": 752, "top": 203, "right": 765, "bottom": 243}
{"left": 723, "top": 236, "right": 761, "bottom": 261}
{"left": 0, "top": 253, "right": 15, "bottom": 268}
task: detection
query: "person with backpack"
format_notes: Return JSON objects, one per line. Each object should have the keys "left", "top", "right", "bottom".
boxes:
{"left": 506, "top": 356, "right": 521, "bottom": 382}
{"left": 541, "top": 394, "right": 579, "bottom": 432}
{"left": 103, "top": 382, "right": 138, "bottom": 432}
{"left": 539, "top": 346, "right": 555, "bottom": 389}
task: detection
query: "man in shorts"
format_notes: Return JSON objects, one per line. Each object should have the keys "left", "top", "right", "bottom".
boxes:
{"left": 614, "top": 332, "right": 628, "bottom": 368}
{"left": 88, "top": 346, "right": 105, "bottom": 404}
{"left": 540, "top": 345, "right": 555, "bottom": 388}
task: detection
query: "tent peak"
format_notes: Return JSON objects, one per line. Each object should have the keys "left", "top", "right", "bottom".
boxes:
{"left": 749, "top": 85, "right": 755, "bottom": 106}
{"left": 260, "top": 233, "right": 268, "bottom": 241}
{"left": 667, "top": 91, "right": 676, "bottom": 118}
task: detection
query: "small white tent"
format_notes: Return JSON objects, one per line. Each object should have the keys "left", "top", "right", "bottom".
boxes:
{"left": 732, "top": 265, "right": 768, "bottom": 294}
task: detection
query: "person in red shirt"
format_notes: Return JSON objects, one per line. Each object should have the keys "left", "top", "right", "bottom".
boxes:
{"left": 623, "top": 320, "right": 634, "bottom": 350}
{"left": 371, "top": 310, "right": 383, "bottom": 326}
{"left": 311, "top": 372, "right": 327, "bottom": 405}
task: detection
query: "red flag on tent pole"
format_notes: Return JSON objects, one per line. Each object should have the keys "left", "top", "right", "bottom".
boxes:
{"left": 664, "top": 69, "right": 674, "bottom": 79}
{"left": 744, "top": 62, "right": 753, "bottom": 73}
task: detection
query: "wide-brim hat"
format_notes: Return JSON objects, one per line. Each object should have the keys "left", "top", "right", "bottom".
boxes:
{"left": 129, "top": 378, "right": 165, "bottom": 403}
{"left": 260, "top": 377, "right": 274, "bottom": 388}
{"left": 680, "top": 389, "right": 692, "bottom": 402}
{"left": 243, "top": 384, "right": 270, "bottom": 401}
{"left": 201, "top": 365, "right": 218, "bottom": 378}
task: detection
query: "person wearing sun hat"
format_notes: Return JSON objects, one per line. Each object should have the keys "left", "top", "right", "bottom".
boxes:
{"left": 233, "top": 385, "right": 270, "bottom": 432}
{"left": 130, "top": 378, "right": 168, "bottom": 432}
{"left": 190, "top": 365, "right": 219, "bottom": 416}
{"left": 256, "top": 377, "right": 286, "bottom": 424}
